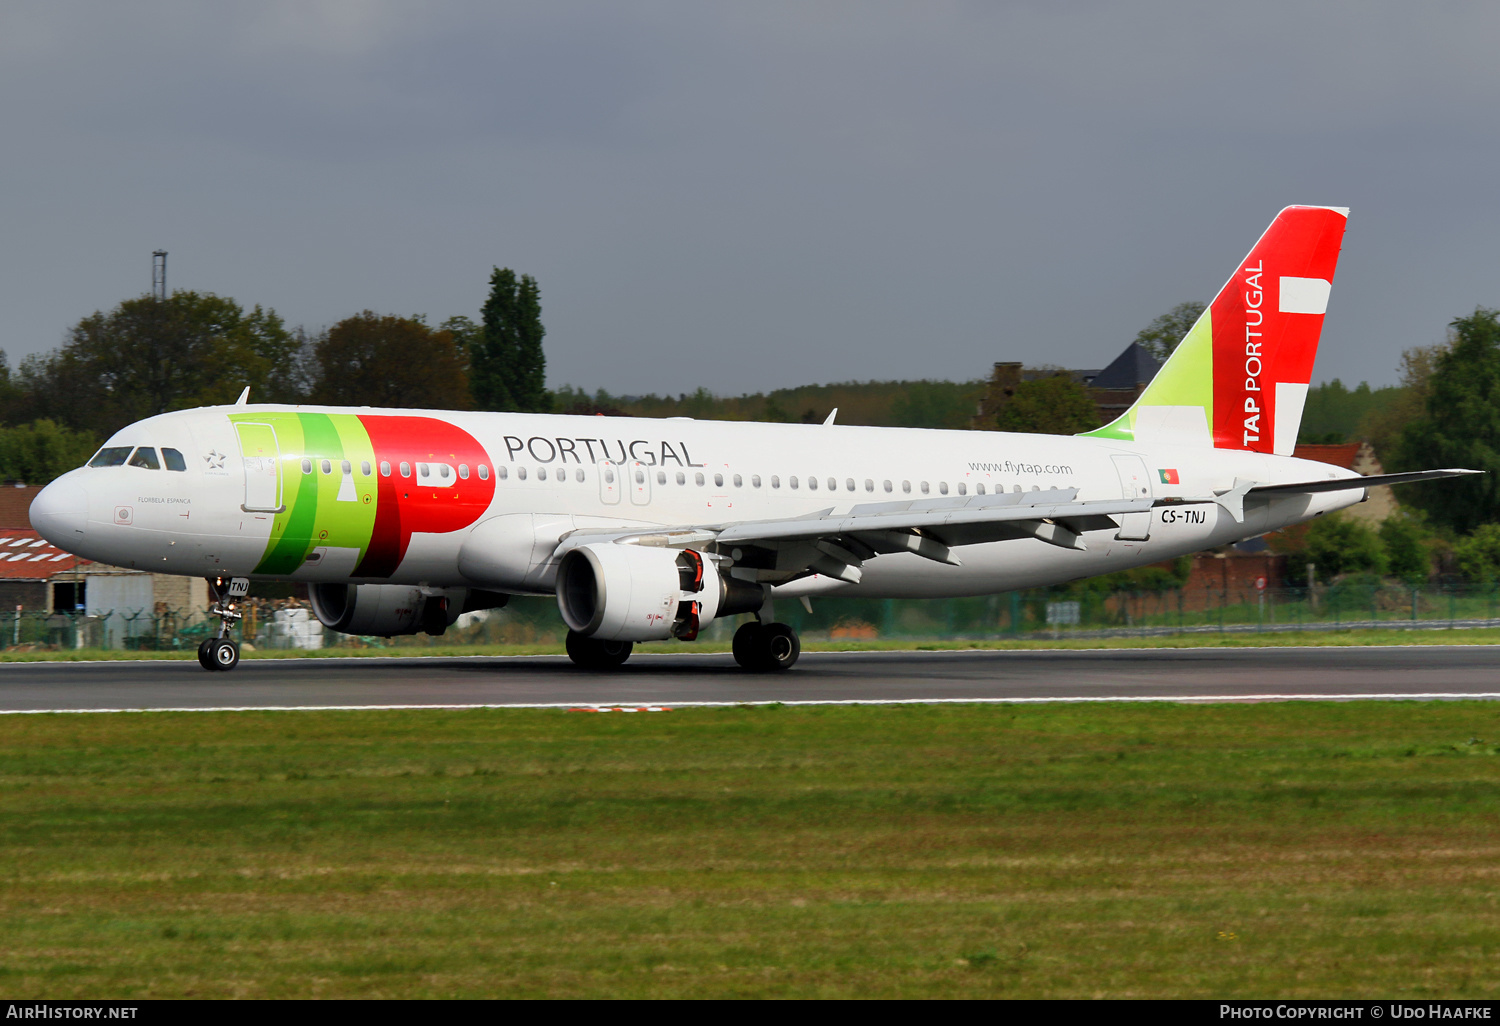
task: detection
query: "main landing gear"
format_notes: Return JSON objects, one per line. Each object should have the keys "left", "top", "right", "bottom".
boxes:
{"left": 199, "top": 576, "right": 249, "bottom": 673}
{"left": 733, "top": 620, "right": 801, "bottom": 672}
{"left": 562, "top": 620, "right": 802, "bottom": 673}
{"left": 565, "top": 630, "right": 634, "bottom": 670}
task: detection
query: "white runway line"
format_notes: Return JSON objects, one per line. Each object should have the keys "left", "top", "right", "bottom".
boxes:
{"left": 4, "top": 692, "right": 1500, "bottom": 714}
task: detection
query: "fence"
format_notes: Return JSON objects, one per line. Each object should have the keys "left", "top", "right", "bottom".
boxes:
{"left": 4, "top": 583, "right": 1500, "bottom": 654}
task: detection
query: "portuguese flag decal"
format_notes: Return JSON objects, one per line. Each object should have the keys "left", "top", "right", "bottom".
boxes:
{"left": 1158, "top": 468, "right": 1180, "bottom": 485}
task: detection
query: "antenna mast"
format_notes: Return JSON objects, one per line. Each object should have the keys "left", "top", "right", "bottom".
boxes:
{"left": 152, "top": 250, "right": 167, "bottom": 301}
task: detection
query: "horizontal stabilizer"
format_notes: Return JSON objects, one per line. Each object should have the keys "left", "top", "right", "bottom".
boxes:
{"left": 1249, "top": 469, "right": 1480, "bottom": 495}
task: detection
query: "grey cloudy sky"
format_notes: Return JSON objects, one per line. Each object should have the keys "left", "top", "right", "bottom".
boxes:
{"left": 3, "top": 2, "right": 1498, "bottom": 395}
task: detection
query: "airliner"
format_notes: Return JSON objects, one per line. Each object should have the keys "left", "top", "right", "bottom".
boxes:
{"left": 28, "top": 206, "right": 1474, "bottom": 672}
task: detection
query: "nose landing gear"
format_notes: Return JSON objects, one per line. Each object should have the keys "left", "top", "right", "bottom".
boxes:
{"left": 199, "top": 576, "right": 249, "bottom": 672}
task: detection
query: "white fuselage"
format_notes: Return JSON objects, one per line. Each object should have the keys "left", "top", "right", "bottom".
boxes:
{"left": 31, "top": 404, "right": 1361, "bottom": 599}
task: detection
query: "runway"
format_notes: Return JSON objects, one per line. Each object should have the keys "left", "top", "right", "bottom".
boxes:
{"left": 0, "top": 645, "right": 1498, "bottom": 713}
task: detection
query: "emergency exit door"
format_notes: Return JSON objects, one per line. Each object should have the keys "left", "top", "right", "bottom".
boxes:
{"left": 235, "top": 422, "right": 284, "bottom": 513}
{"left": 1111, "top": 454, "right": 1153, "bottom": 541}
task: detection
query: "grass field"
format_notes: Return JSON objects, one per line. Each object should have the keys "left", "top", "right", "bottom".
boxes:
{"left": 9, "top": 625, "right": 1500, "bottom": 661}
{"left": 3, "top": 703, "right": 1500, "bottom": 998}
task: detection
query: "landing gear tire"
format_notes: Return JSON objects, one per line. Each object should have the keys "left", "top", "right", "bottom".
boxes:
{"left": 565, "top": 630, "right": 633, "bottom": 670}
{"left": 732, "top": 622, "right": 762, "bottom": 669}
{"left": 206, "top": 638, "right": 239, "bottom": 672}
{"left": 733, "top": 621, "right": 800, "bottom": 672}
{"left": 197, "top": 638, "right": 217, "bottom": 671}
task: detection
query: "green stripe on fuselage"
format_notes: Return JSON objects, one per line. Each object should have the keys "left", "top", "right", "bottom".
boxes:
{"left": 230, "top": 412, "right": 380, "bottom": 577}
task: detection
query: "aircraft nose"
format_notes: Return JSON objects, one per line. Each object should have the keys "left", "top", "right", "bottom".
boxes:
{"left": 30, "top": 477, "right": 88, "bottom": 548}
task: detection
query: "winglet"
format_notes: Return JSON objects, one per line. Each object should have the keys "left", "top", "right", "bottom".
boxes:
{"left": 235, "top": 386, "right": 251, "bottom": 406}
{"left": 823, "top": 408, "right": 838, "bottom": 426}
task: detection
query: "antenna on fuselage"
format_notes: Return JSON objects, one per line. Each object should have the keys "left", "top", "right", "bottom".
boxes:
{"left": 235, "top": 386, "right": 250, "bottom": 406}
{"left": 822, "top": 408, "right": 838, "bottom": 426}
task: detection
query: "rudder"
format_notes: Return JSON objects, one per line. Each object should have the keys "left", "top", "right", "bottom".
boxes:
{"left": 1083, "top": 205, "right": 1348, "bottom": 452}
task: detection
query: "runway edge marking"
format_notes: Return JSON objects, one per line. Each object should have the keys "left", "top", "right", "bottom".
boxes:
{"left": 5, "top": 693, "right": 1500, "bottom": 715}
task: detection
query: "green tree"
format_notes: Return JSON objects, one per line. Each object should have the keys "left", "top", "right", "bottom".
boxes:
{"left": 1360, "top": 343, "right": 1444, "bottom": 459}
{"left": 1379, "top": 512, "right": 1431, "bottom": 584}
{"left": 1303, "top": 513, "right": 1387, "bottom": 579}
{"left": 993, "top": 375, "right": 1100, "bottom": 434}
{"left": 1455, "top": 524, "right": 1500, "bottom": 584}
{"left": 1396, "top": 309, "right": 1500, "bottom": 533}
{"left": 890, "top": 380, "right": 979, "bottom": 429}
{"left": 1133, "top": 301, "right": 1205, "bottom": 361}
{"left": 438, "top": 315, "right": 481, "bottom": 367}
{"left": 473, "top": 268, "right": 549, "bottom": 413}
{"left": 307, "top": 312, "right": 470, "bottom": 410}
{"left": 0, "top": 420, "right": 98, "bottom": 485}
{"left": 18, "top": 291, "right": 298, "bottom": 436}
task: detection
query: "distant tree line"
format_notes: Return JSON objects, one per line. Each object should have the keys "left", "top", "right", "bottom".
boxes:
{"left": 0, "top": 267, "right": 551, "bottom": 483}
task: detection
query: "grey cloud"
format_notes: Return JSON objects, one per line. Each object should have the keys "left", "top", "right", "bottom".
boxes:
{"left": 2, "top": 1, "right": 1498, "bottom": 396}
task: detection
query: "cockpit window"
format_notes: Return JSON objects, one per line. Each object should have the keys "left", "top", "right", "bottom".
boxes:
{"left": 127, "top": 447, "right": 161, "bottom": 470}
{"left": 88, "top": 446, "right": 132, "bottom": 468}
{"left": 162, "top": 448, "right": 187, "bottom": 472}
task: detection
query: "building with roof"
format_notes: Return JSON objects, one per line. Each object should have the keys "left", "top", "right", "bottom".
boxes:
{"left": 972, "top": 343, "right": 1164, "bottom": 429}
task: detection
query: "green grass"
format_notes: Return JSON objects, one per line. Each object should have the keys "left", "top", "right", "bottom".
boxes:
{"left": 3, "top": 702, "right": 1500, "bottom": 997}
{"left": 10, "top": 625, "right": 1500, "bottom": 660}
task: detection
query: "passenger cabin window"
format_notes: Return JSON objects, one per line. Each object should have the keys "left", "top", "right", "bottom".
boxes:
{"left": 902, "top": 481, "right": 911, "bottom": 493}
{"left": 127, "top": 447, "right": 160, "bottom": 470}
{"left": 342, "top": 460, "right": 352, "bottom": 475}
{"left": 362, "top": 461, "right": 372, "bottom": 476}
{"left": 162, "top": 448, "right": 187, "bottom": 472}
{"left": 733, "top": 474, "right": 743, "bottom": 487}
{"left": 957, "top": 482, "right": 967, "bottom": 495}
{"left": 920, "top": 481, "right": 929, "bottom": 494}
{"left": 380, "top": 461, "right": 391, "bottom": 477}
{"left": 939, "top": 481, "right": 949, "bottom": 495}
{"left": 481, "top": 465, "right": 492, "bottom": 480}
{"left": 883, "top": 480, "right": 893, "bottom": 493}
{"left": 789, "top": 476, "right": 799, "bottom": 490}
{"left": 806, "top": 477, "right": 817, "bottom": 491}
{"left": 321, "top": 460, "right": 332, "bottom": 475}
{"left": 865, "top": 479, "right": 874, "bottom": 492}
{"left": 517, "top": 467, "right": 527, "bottom": 481}
{"left": 575, "top": 468, "right": 585, "bottom": 482}
{"left": 439, "top": 464, "right": 450, "bottom": 480}
{"left": 538, "top": 468, "right": 548, "bottom": 481}
{"left": 827, "top": 477, "right": 836, "bottom": 491}
{"left": 458, "top": 464, "right": 468, "bottom": 479}
{"left": 657, "top": 471, "right": 667, "bottom": 485}
{"left": 846, "top": 478, "right": 855, "bottom": 491}
{"left": 714, "top": 473, "right": 724, "bottom": 487}
{"left": 676, "top": 471, "right": 686, "bottom": 485}
{"left": 695, "top": 472, "right": 705, "bottom": 486}
{"left": 301, "top": 458, "right": 313, "bottom": 474}
{"left": 771, "top": 476, "right": 780, "bottom": 489}
{"left": 418, "top": 463, "right": 430, "bottom": 478}
{"left": 399, "top": 462, "right": 411, "bottom": 478}
{"left": 88, "top": 446, "right": 132, "bottom": 468}
{"left": 976, "top": 483, "right": 985, "bottom": 495}
{"left": 752, "top": 475, "right": 761, "bottom": 488}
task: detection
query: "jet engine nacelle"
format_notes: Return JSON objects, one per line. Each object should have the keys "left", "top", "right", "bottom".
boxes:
{"left": 309, "top": 583, "right": 467, "bottom": 638}
{"left": 555, "top": 543, "right": 764, "bottom": 642}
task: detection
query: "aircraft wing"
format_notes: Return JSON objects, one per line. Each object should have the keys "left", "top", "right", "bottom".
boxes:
{"left": 556, "top": 487, "right": 1153, "bottom": 585}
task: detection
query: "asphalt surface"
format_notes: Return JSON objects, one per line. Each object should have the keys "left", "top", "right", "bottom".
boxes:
{"left": 0, "top": 646, "right": 1498, "bottom": 712}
